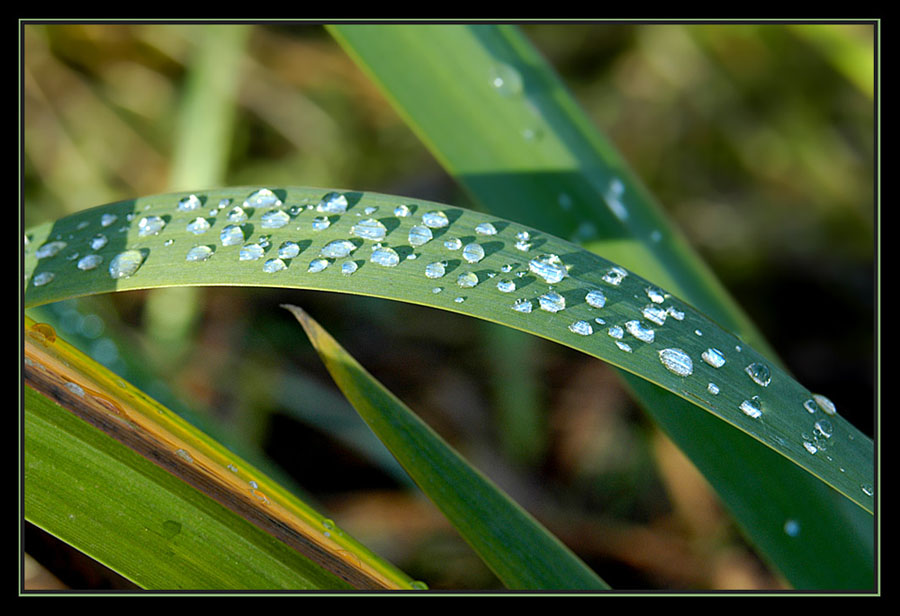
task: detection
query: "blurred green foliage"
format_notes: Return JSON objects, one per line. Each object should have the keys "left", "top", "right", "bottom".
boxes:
{"left": 22, "top": 22, "right": 875, "bottom": 591}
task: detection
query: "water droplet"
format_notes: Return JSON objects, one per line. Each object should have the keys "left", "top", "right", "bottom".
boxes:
{"left": 311, "top": 216, "right": 331, "bottom": 231}
{"left": 454, "top": 296, "right": 465, "bottom": 303}
{"left": 443, "top": 237, "right": 462, "bottom": 250}
{"left": 608, "top": 325, "right": 624, "bottom": 340}
{"left": 36, "top": 241, "right": 67, "bottom": 259}
{"left": 694, "top": 329, "right": 703, "bottom": 336}
{"left": 219, "top": 224, "right": 245, "bottom": 246}
{"left": 307, "top": 258, "right": 330, "bottom": 273}
{"left": 813, "top": 394, "right": 836, "bottom": 416}
{"left": 642, "top": 304, "right": 668, "bottom": 326}
{"left": 666, "top": 306, "right": 685, "bottom": 321}
{"left": 803, "top": 399, "right": 819, "bottom": 414}
{"left": 410, "top": 580, "right": 429, "bottom": 590}
{"left": 90, "top": 234, "right": 108, "bottom": 250}
{"left": 163, "top": 239, "right": 175, "bottom": 247}
{"left": 457, "top": 271, "right": 479, "bottom": 288}
{"left": 175, "top": 448, "right": 194, "bottom": 463}
{"left": 226, "top": 205, "right": 248, "bottom": 224}
{"left": 539, "top": 291, "right": 566, "bottom": 313}
{"left": 320, "top": 240, "right": 357, "bottom": 258}
{"left": 260, "top": 209, "right": 290, "bottom": 229}
{"left": 425, "top": 261, "right": 446, "bottom": 279}
{"left": 475, "top": 222, "right": 497, "bottom": 236}
{"left": 490, "top": 63, "right": 523, "bottom": 97}
{"left": 496, "top": 279, "right": 516, "bottom": 293}
{"left": 625, "top": 320, "right": 655, "bottom": 343}
{"left": 646, "top": 287, "right": 666, "bottom": 303}
{"left": 616, "top": 340, "right": 633, "bottom": 352}
{"left": 186, "top": 217, "right": 211, "bottom": 234}
{"left": 316, "top": 192, "right": 348, "bottom": 214}
{"left": 263, "top": 258, "right": 288, "bottom": 273}
{"left": 659, "top": 348, "right": 693, "bottom": 377}
{"left": 702, "top": 348, "right": 726, "bottom": 368}
{"left": 239, "top": 243, "right": 265, "bottom": 261}
{"left": 370, "top": 246, "right": 400, "bottom": 267}
{"left": 394, "top": 204, "right": 411, "bottom": 217}
{"left": 569, "top": 320, "right": 593, "bottom": 336}
{"left": 802, "top": 441, "right": 818, "bottom": 454}
{"left": 601, "top": 266, "right": 628, "bottom": 286}
{"left": 177, "top": 194, "right": 203, "bottom": 212}
{"left": 432, "top": 287, "right": 443, "bottom": 294}
{"left": 784, "top": 519, "right": 800, "bottom": 537}
{"left": 707, "top": 382, "right": 720, "bottom": 395}
{"left": 861, "top": 484, "right": 874, "bottom": 496}
{"left": 77, "top": 254, "right": 103, "bottom": 271}
{"left": 351, "top": 218, "right": 387, "bottom": 241}
{"left": 138, "top": 215, "right": 166, "bottom": 237}
{"left": 422, "top": 210, "right": 449, "bottom": 229}
{"left": 813, "top": 419, "right": 833, "bottom": 438}
{"left": 186, "top": 245, "right": 214, "bottom": 262}
{"left": 462, "top": 243, "right": 485, "bottom": 263}
{"left": 512, "top": 298, "right": 533, "bottom": 313}
{"left": 278, "top": 241, "right": 301, "bottom": 259}
{"left": 101, "top": 213, "right": 117, "bottom": 227}
{"left": 32, "top": 272, "right": 55, "bottom": 287}
{"left": 584, "top": 289, "right": 607, "bottom": 309}
{"left": 341, "top": 261, "right": 358, "bottom": 275}
{"left": 244, "top": 188, "right": 282, "bottom": 210}
{"left": 108, "top": 249, "right": 145, "bottom": 279}
{"left": 745, "top": 362, "right": 771, "bottom": 387}
{"left": 528, "top": 254, "right": 568, "bottom": 284}
{"left": 363, "top": 206, "right": 378, "bottom": 215}
{"left": 408, "top": 225, "right": 433, "bottom": 247}
{"left": 740, "top": 396, "right": 763, "bottom": 419}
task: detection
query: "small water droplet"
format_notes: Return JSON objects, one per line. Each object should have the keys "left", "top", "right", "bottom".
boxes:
{"left": 316, "top": 192, "right": 348, "bottom": 214}
{"left": 66, "top": 380, "right": 86, "bottom": 396}
{"left": 138, "top": 215, "right": 166, "bottom": 237}
{"left": 32, "top": 271, "right": 55, "bottom": 287}
{"left": 278, "top": 241, "right": 301, "bottom": 259}
{"left": 186, "top": 217, "right": 211, "bottom": 234}
{"left": 625, "top": 320, "right": 655, "bottom": 343}
{"left": 784, "top": 519, "right": 800, "bottom": 537}
{"left": 702, "top": 348, "right": 726, "bottom": 368}
{"left": 351, "top": 218, "right": 387, "bottom": 241}
{"left": 260, "top": 209, "right": 290, "bottom": 229}
{"left": 462, "top": 243, "right": 485, "bottom": 264}
{"left": 740, "top": 396, "right": 763, "bottom": 419}
{"left": 307, "top": 258, "right": 330, "bottom": 273}
{"left": 239, "top": 243, "right": 265, "bottom": 261}
{"left": 185, "top": 245, "right": 214, "bottom": 262}
{"left": 602, "top": 266, "right": 628, "bottom": 286}
{"left": 408, "top": 225, "right": 433, "bottom": 247}
{"left": 457, "top": 271, "right": 479, "bottom": 288}
{"left": 244, "top": 188, "right": 282, "bottom": 210}
{"left": 666, "top": 306, "right": 684, "bottom": 321}
{"left": 538, "top": 291, "right": 566, "bottom": 313}
{"left": 707, "top": 382, "right": 720, "bottom": 395}
{"left": 802, "top": 441, "right": 818, "bottom": 454}
{"left": 745, "top": 362, "right": 772, "bottom": 387}
{"left": 475, "top": 222, "right": 498, "bottom": 236}
{"left": 490, "top": 63, "right": 523, "bottom": 97}
{"left": 220, "top": 224, "right": 245, "bottom": 246}
{"left": 177, "top": 194, "right": 203, "bottom": 212}
{"left": 175, "top": 448, "right": 194, "bottom": 463}
{"left": 410, "top": 580, "right": 429, "bottom": 590}
{"left": 584, "top": 289, "right": 607, "bottom": 309}
{"left": 694, "top": 329, "right": 703, "bottom": 336}
{"left": 659, "top": 348, "right": 693, "bottom": 377}
{"left": 861, "top": 484, "right": 874, "bottom": 496}
{"left": 422, "top": 211, "right": 449, "bottom": 229}
{"left": 443, "top": 237, "right": 462, "bottom": 250}
{"left": 813, "top": 419, "right": 833, "bottom": 438}
{"left": 813, "top": 394, "right": 837, "bottom": 416}
{"left": 341, "top": 261, "right": 358, "bottom": 275}
{"left": 608, "top": 325, "right": 624, "bottom": 340}
{"left": 394, "top": 204, "right": 411, "bottom": 217}
{"left": 642, "top": 304, "right": 668, "bottom": 326}
{"left": 432, "top": 286, "right": 443, "bottom": 294}
{"left": 320, "top": 240, "right": 357, "bottom": 258}
{"left": 263, "top": 258, "right": 287, "bottom": 273}
{"left": 569, "top": 320, "right": 593, "bottom": 336}
{"left": 101, "top": 213, "right": 118, "bottom": 227}
{"left": 36, "top": 241, "right": 67, "bottom": 259}
{"left": 425, "top": 261, "right": 446, "bottom": 279}
{"left": 108, "top": 249, "right": 145, "bottom": 279}
{"left": 311, "top": 216, "right": 331, "bottom": 231}
{"left": 370, "top": 246, "right": 400, "bottom": 267}
{"left": 77, "top": 254, "right": 103, "bottom": 271}
{"left": 90, "top": 234, "right": 108, "bottom": 251}
{"left": 528, "top": 254, "right": 568, "bottom": 284}
{"left": 646, "top": 287, "right": 666, "bottom": 303}
{"left": 512, "top": 298, "right": 533, "bottom": 313}
{"left": 226, "top": 205, "right": 248, "bottom": 224}
{"left": 496, "top": 279, "right": 516, "bottom": 293}
{"left": 454, "top": 296, "right": 465, "bottom": 303}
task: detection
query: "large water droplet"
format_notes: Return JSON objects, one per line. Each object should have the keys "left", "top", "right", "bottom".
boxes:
{"left": 813, "top": 394, "right": 837, "bottom": 416}
{"left": 263, "top": 258, "right": 288, "bottom": 273}
{"left": 226, "top": 205, "right": 248, "bottom": 223}
{"left": 625, "top": 320, "right": 655, "bottom": 343}
{"left": 77, "top": 254, "right": 103, "bottom": 271}
{"left": 569, "top": 320, "right": 593, "bottom": 336}
{"left": 278, "top": 241, "right": 301, "bottom": 259}
{"left": 745, "top": 362, "right": 772, "bottom": 387}
{"left": 457, "top": 271, "right": 479, "bottom": 288}
{"left": 702, "top": 348, "right": 726, "bottom": 368}
{"left": 528, "top": 254, "right": 568, "bottom": 284}
{"left": 220, "top": 224, "right": 245, "bottom": 246}
{"left": 307, "top": 258, "right": 329, "bottom": 273}
{"left": 239, "top": 243, "right": 265, "bottom": 261}
{"left": 475, "top": 222, "right": 498, "bottom": 236}
{"left": 422, "top": 211, "right": 449, "bottom": 229}
{"left": 341, "top": 261, "right": 358, "bottom": 275}
{"left": 109, "top": 249, "right": 145, "bottom": 279}
{"left": 260, "top": 209, "right": 290, "bottom": 229}
{"left": 425, "top": 261, "right": 446, "bottom": 279}
{"left": 186, "top": 217, "right": 211, "bottom": 235}
{"left": 642, "top": 304, "right": 668, "bottom": 326}
{"left": 408, "top": 225, "right": 433, "bottom": 247}
{"left": 585, "top": 289, "right": 606, "bottom": 309}
{"left": 177, "top": 194, "right": 203, "bottom": 212}
{"left": 351, "top": 218, "right": 387, "bottom": 241}
{"left": 316, "top": 192, "right": 348, "bottom": 214}
{"left": 370, "top": 246, "right": 400, "bottom": 267}
{"left": 511, "top": 298, "right": 533, "bottom": 313}
{"left": 608, "top": 325, "right": 624, "bottom": 340}
{"left": 32, "top": 271, "right": 55, "bottom": 287}
{"left": 186, "top": 245, "right": 214, "bottom": 262}
{"left": 138, "top": 215, "right": 166, "bottom": 237}
{"left": 462, "top": 243, "right": 485, "bottom": 264}
{"left": 244, "top": 188, "right": 282, "bottom": 210}
{"left": 539, "top": 291, "right": 566, "bottom": 313}
{"left": 740, "top": 396, "right": 763, "bottom": 419}
{"left": 602, "top": 266, "right": 628, "bottom": 286}
{"left": 320, "top": 240, "right": 357, "bottom": 258}
{"left": 659, "top": 348, "right": 693, "bottom": 377}
{"left": 490, "top": 63, "right": 523, "bottom": 97}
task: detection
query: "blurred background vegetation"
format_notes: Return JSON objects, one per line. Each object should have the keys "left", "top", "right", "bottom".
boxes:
{"left": 22, "top": 21, "right": 876, "bottom": 591}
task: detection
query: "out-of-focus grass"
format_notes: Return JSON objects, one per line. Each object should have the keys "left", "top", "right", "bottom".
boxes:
{"left": 22, "top": 22, "right": 875, "bottom": 591}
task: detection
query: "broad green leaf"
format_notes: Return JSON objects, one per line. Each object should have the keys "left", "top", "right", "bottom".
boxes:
{"left": 23, "top": 317, "right": 418, "bottom": 590}
{"left": 283, "top": 304, "right": 608, "bottom": 590}
{"left": 328, "top": 24, "right": 875, "bottom": 589}
{"left": 23, "top": 186, "right": 873, "bottom": 521}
